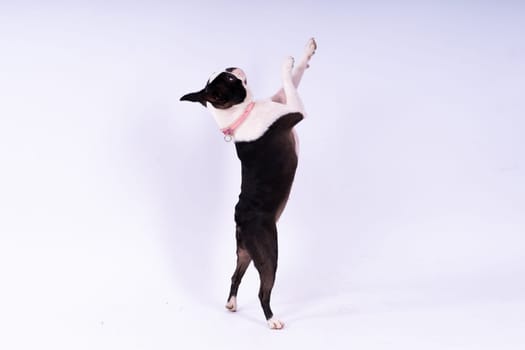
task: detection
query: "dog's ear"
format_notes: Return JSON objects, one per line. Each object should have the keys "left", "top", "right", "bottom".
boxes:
{"left": 180, "top": 89, "right": 207, "bottom": 107}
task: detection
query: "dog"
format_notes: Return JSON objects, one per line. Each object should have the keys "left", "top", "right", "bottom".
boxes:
{"left": 180, "top": 38, "right": 316, "bottom": 329}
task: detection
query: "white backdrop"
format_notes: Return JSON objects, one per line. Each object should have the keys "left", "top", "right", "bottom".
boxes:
{"left": 1, "top": 1, "right": 524, "bottom": 349}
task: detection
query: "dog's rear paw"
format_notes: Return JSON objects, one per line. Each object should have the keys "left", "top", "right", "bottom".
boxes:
{"left": 225, "top": 297, "right": 237, "bottom": 312}
{"left": 267, "top": 318, "right": 285, "bottom": 330}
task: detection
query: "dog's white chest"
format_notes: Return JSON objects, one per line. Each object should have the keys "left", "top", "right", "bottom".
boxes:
{"left": 233, "top": 101, "right": 298, "bottom": 142}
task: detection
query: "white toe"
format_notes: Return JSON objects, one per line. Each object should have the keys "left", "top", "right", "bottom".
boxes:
{"left": 267, "top": 318, "right": 285, "bottom": 330}
{"left": 306, "top": 37, "right": 317, "bottom": 57}
{"left": 225, "top": 297, "right": 237, "bottom": 312}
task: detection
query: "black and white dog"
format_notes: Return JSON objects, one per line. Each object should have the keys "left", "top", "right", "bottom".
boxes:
{"left": 180, "top": 38, "right": 316, "bottom": 329}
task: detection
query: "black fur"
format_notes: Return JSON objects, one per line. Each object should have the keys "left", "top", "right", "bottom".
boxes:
{"left": 226, "top": 67, "right": 247, "bottom": 84}
{"left": 228, "top": 112, "right": 303, "bottom": 320}
{"left": 180, "top": 72, "right": 246, "bottom": 109}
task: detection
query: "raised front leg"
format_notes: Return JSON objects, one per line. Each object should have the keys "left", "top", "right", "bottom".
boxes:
{"left": 281, "top": 56, "right": 304, "bottom": 113}
{"left": 272, "top": 38, "right": 317, "bottom": 103}
{"left": 293, "top": 37, "right": 317, "bottom": 85}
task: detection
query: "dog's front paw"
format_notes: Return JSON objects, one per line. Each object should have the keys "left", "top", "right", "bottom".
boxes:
{"left": 305, "top": 37, "right": 317, "bottom": 59}
{"left": 299, "top": 38, "right": 317, "bottom": 68}
{"left": 282, "top": 56, "right": 294, "bottom": 74}
{"left": 267, "top": 318, "right": 285, "bottom": 330}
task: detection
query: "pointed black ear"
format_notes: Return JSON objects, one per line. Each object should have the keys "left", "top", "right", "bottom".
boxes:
{"left": 180, "top": 89, "right": 207, "bottom": 107}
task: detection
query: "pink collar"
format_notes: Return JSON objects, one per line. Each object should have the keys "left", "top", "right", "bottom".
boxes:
{"left": 221, "top": 102, "right": 255, "bottom": 141}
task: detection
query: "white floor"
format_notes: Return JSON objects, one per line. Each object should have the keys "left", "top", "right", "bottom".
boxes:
{"left": 1, "top": 218, "right": 524, "bottom": 349}
{"left": 3, "top": 268, "right": 524, "bottom": 349}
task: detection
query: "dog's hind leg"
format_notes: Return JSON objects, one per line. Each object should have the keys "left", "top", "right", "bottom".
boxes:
{"left": 226, "top": 232, "right": 252, "bottom": 312}
{"left": 246, "top": 223, "right": 284, "bottom": 330}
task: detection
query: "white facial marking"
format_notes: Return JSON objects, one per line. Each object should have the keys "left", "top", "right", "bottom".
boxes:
{"left": 208, "top": 69, "right": 245, "bottom": 85}
{"left": 230, "top": 68, "right": 247, "bottom": 85}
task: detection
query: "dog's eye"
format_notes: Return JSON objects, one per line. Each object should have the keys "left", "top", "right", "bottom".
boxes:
{"left": 227, "top": 74, "right": 236, "bottom": 82}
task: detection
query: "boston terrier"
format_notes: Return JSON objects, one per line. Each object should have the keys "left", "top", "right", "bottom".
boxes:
{"left": 180, "top": 38, "right": 317, "bottom": 330}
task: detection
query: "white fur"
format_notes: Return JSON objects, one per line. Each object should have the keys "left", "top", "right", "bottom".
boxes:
{"left": 267, "top": 318, "right": 285, "bottom": 330}
{"left": 208, "top": 98, "right": 301, "bottom": 142}
{"left": 229, "top": 68, "right": 247, "bottom": 83}
{"left": 225, "top": 296, "right": 237, "bottom": 312}
{"left": 207, "top": 38, "right": 316, "bottom": 143}
{"left": 208, "top": 68, "right": 246, "bottom": 84}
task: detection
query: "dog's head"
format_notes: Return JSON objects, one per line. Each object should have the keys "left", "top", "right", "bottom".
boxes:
{"left": 180, "top": 67, "right": 249, "bottom": 109}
